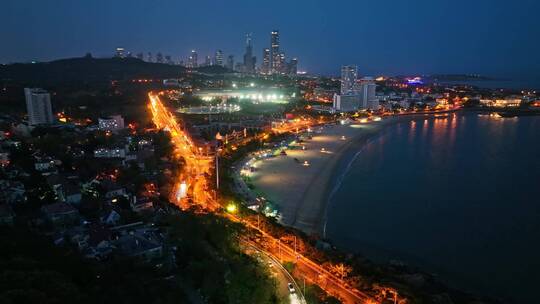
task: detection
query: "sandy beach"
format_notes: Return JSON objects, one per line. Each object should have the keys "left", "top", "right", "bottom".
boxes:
{"left": 247, "top": 118, "right": 399, "bottom": 236}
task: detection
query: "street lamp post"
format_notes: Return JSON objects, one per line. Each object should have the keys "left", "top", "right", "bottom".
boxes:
{"left": 215, "top": 152, "right": 219, "bottom": 189}
{"left": 278, "top": 239, "right": 281, "bottom": 262}
{"left": 294, "top": 235, "right": 297, "bottom": 258}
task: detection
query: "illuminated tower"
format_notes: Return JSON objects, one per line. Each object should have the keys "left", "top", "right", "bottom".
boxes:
{"left": 340, "top": 65, "right": 358, "bottom": 95}
{"left": 262, "top": 48, "right": 271, "bottom": 75}
{"left": 270, "top": 30, "right": 280, "bottom": 74}
{"left": 188, "top": 50, "right": 198, "bottom": 68}
{"left": 243, "top": 33, "right": 256, "bottom": 74}
{"left": 214, "top": 49, "right": 223, "bottom": 66}
{"left": 226, "top": 55, "right": 234, "bottom": 70}
{"left": 24, "top": 88, "right": 53, "bottom": 125}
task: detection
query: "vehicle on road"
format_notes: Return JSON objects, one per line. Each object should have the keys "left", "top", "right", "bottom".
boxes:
{"left": 288, "top": 283, "right": 296, "bottom": 294}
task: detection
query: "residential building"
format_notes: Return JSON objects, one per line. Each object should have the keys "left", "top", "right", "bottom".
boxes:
{"left": 188, "top": 50, "right": 198, "bottom": 68}
{"left": 226, "top": 55, "right": 234, "bottom": 71}
{"left": 204, "top": 55, "right": 212, "bottom": 66}
{"left": 333, "top": 94, "right": 361, "bottom": 112}
{"left": 98, "top": 115, "right": 125, "bottom": 131}
{"left": 261, "top": 48, "right": 271, "bottom": 75}
{"left": 94, "top": 148, "right": 126, "bottom": 159}
{"left": 41, "top": 202, "right": 79, "bottom": 225}
{"left": 243, "top": 33, "right": 256, "bottom": 74}
{"left": 270, "top": 30, "right": 280, "bottom": 74}
{"left": 288, "top": 58, "right": 298, "bottom": 76}
{"left": 214, "top": 49, "right": 223, "bottom": 66}
{"left": 480, "top": 98, "right": 522, "bottom": 108}
{"left": 115, "top": 233, "right": 163, "bottom": 261}
{"left": 358, "top": 77, "right": 378, "bottom": 110}
{"left": 340, "top": 65, "right": 358, "bottom": 95}
{"left": 24, "top": 88, "right": 54, "bottom": 125}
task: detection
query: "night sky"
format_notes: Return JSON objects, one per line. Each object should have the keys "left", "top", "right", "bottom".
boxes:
{"left": 2, "top": 0, "right": 539, "bottom": 78}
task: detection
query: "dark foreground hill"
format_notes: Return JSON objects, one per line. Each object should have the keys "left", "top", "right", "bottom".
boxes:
{"left": 0, "top": 56, "right": 228, "bottom": 85}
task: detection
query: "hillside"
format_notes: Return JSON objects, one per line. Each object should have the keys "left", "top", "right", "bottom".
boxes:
{"left": 0, "top": 56, "right": 229, "bottom": 85}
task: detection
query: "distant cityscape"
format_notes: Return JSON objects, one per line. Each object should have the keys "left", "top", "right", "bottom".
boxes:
{"left": 114, "top": 30, "right": 299, "bottom": 76}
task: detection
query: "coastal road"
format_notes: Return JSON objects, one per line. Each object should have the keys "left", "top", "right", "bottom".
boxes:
{"left": 242, "top": 240, "right": 306, "bottom": 304}
{"left": 148, "top": 92, "right": 375, "bottom": 304}
{"left": 236, "top": 216, "right": 372, "bottom": 304}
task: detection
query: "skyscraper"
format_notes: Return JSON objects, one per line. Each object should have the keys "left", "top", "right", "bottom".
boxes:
{"left": 214, "top": 50, "right": 223, "bottom": 66}
{"left": 24, "top": 88, "right": 53, "bottom": 125}
{"left": 288, "top": 58, "right": 298, "bottom": 76}
{"left": 261, "top": 48, "right": 271, "bottom": 75}
{"left": 188, "top": 50, "right": 198, "bottom": 68}
{"left": 226, "top": 55, "right": 234, "bottom": 71}
{"left": 279, "top": 52, "right": 286, "bottom": 74}
{"left": 204, "top": 55, "right": 212, "bottom": 66}
{"left": 270, "top": 30, "right": 280, "bottom": 74}
{"left": 243, "top": 33, "right": 256, "bottom": 74}
{"left": 340, "top": 65, "right": 358, "bottom": 95}
{"left": 358, "top": 77, "right": 378, "bottom": 109}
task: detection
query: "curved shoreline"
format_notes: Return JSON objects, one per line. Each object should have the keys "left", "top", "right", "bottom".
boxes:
{"left": 243, "top": 114, "right": 448, "bottom": 236}
{"left": 319, "top": 118, "right": 401, "bottom": 237}
{"left": 246, "top": 117, "right": 405, "bottom": 235}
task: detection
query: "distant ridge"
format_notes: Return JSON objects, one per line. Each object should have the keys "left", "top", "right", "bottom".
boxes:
{"left": 0, "top": 56, "right": 229, "bottom": 85}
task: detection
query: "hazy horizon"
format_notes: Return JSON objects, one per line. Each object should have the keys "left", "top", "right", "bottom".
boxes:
{"left": 2, "top": 0, "right": 540, "bottom": 79}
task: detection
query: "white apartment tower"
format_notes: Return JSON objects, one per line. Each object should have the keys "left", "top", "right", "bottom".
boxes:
{"left": 24, "top": 88, "right": 53, "bottom": 125}
{"left": 340, "top": 65, "right": 358, "bottom": 95}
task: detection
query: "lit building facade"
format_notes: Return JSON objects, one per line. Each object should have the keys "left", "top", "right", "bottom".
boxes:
{"left": 214, "top": 49, "right": 223, "bottom": 66}
{"left": 480, "top": 98, "right": 522, "bottom": 108}
{"left": 243, "top": 33, "right": 256, "bottom": 74}
{"left": 98, "top": 115, "right": 125, "bottom": 131}
{"left": 358, "top": 77, "right": 378, "bottom": 109}
{"left": 24, "top": 88, "right": 53, "bottom": 125}
{"left": 340, "top": 65, "right": 358, "bottom": 95}
{"left": 270, "top": 30, "right": 280, "bottom": 74}
{"left": 226, "top": 55, "right": 234, "bottom": 71}
{"left": 288, "top": 58, "right": 298, "bottom": 76}
{"left": 188, "top": 50, "right": 198, "bottom": 68}
{"left": 333, "top": 94, "right": 361, "bottom": 112}
{"left": 261, "top": 48, "right": 271, "bottom": 75}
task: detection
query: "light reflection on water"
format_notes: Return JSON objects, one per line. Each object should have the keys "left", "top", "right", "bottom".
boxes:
{"left": 327, "top": 113, "right": 540, "bottom": 304}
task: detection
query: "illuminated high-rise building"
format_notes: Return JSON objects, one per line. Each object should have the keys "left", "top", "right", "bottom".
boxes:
{"left": 340, "top": 65, "right": 358, "bottom": 95}
{"left": 358, "top": 77, "right": 378, "bottom": 109}
{"left": 188, "top": 50, "right": 198, "bottom": 68}
{"left": 204, "top": 55, "right": 212, "bottom": 66}
{"left": 288, "top": 58, "right": 298, "bottom": 76}
{"left": 214, "top": 50, "right": 224, "bottom": 66}
{"left": 261, "top": 48, "right": 271, "bottom": 75}
{"left": 279, "top": 52, "right": 286, "bottom": 74}
{"left": 270, "top": 30, "right": 280, "bottom": 74}
{"left": 24, "top": 88, "right": 53, "bottom": 125}
{"left": 226, "top": 55, "right": 234, "bottom": 71}
{"left": 243, "top": 33, "right": 256, "bottom": 74}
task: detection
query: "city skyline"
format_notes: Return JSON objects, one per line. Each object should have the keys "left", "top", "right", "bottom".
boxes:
{"left": 2, "top": 0, "right": 540, "bottom": 78}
